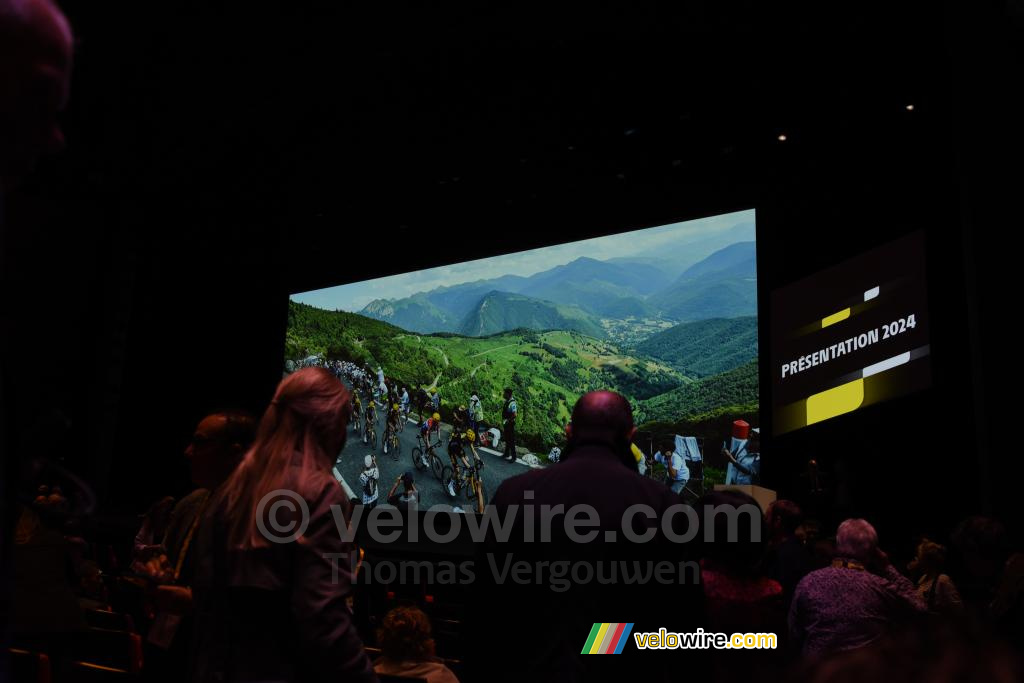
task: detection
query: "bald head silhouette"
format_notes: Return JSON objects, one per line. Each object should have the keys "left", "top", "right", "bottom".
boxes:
{"left": 566, "top": 390, "right": 636, "bottom": 447}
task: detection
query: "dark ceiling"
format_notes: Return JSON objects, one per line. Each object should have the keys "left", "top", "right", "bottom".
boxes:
{"left": 3, "top": 0, "right": 1022, "bottom": 518}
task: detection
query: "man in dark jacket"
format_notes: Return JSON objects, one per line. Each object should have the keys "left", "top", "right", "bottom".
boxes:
{"left": 469, "top": 390, "right": 706, "bottom": 683}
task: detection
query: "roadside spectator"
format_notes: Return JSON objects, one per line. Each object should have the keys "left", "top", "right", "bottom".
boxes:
{"left": 386, "top": 472, "right": 419, "bottom": 512}
{"left": 468, "top": 392, "right": 483, "bottom": 434}
{"left": 360, "top": 454, "right": 380, "bottom": 509}
{"left": 723, "top": 428, "right": 761, "bottom": 485}
{"left": 501, "top": 387, "right": 517, "bottom": 463}
{"left": 654, "top": 440, "right": 688, "bottom": 495}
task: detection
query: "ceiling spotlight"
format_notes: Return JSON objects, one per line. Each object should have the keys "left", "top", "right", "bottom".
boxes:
{"left": 777, "top": 134, "right": 787, "bottom": 142}
{"left": 905, "top": 104, "right": 915, "bottom": 111}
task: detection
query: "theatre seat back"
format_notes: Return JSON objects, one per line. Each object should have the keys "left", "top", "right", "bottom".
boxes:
{"left": 376, "top": 675, "right": 428, "bottom": 683}
{"left": 9, "top": 648, "right": 52, "bottom": 683}
{"left": 69, "top": 629, "right": 143, "bottom": 673}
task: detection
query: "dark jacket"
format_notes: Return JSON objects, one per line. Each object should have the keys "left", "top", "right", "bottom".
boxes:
{"left": 468, "top": 442, "right": 707, "bottom": 683}
{"left": 190, "top": 466, "right": 376, "bottom": 683}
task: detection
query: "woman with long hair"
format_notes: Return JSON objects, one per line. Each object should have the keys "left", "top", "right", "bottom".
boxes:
{"left": 190, "top": 367, "right": 375, "bottom": 682}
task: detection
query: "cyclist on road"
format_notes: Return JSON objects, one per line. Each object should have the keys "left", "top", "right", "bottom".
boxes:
{"left": 364, "top": 400, "right": 377, "bottom": 443}
{"left": 446, "top": 428, "right": 482, "bottom": 497}
{"left": 415, "top": 385, "right": 429, "bottom": 421}
{"left": 386, "top": 402, "right": 402, "bottom": 439}
{"left": 452, "top": 405, "right": 470, "bottom": 434}
{"left": 352, "top": 394, "right": 362, "bottom": 429}
{"left": 418, "top": 412, "right": 442, "bottom": 447}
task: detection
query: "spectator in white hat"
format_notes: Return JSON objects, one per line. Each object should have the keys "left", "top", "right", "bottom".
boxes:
{"left": 359, "top": 454, "right": 379, "bottom": 509}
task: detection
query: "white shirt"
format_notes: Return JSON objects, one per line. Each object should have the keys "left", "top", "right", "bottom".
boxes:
{"left": 359, "top": 467, "right": 380, "bottom": 504}
{"left": 655, "top": 450, "right": 689, "bottom": 481}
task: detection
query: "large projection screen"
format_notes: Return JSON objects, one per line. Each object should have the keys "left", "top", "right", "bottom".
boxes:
{"left": 287, "top": 209, "right": 758, "bottom": 508}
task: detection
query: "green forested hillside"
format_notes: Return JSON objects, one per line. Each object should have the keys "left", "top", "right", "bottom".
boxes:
{"left": 636, "top": 316, "right": 757, "bottom": 376}
{"left": 637, "top": 360, "right": 759, "bottom": 424}
{"left": 286, "top": 300, "right": 757, "bottom": 453}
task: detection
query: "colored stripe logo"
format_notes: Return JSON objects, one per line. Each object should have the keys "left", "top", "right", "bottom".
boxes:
{"left": 581, "top": 623, "right": 635, "bottom": 654}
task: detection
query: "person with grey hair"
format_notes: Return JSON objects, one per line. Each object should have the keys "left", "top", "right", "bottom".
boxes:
{"left": 789, "top": 518, "right": 925, "bottom": 658}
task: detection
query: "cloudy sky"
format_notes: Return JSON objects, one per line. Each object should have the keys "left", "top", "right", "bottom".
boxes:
{"left": 292, "top": 209, "right": 754, "bottom": 312}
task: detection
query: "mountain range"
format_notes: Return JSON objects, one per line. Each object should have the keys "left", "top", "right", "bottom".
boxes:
{"left": 359, "top": 240, "right": 756, "bottom": 336}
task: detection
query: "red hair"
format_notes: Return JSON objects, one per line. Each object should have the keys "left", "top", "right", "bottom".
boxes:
{"left": 220, "top": 367, "right": 352, "bottom": 548}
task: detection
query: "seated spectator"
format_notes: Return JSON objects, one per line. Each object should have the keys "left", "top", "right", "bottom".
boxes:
{"left": 908, "top": 539, "right": 962, "bottom": 616}
{"left": 10, "top": 503, "right": 87, "bottom": 671}
{"left": 76, "top": 560, "right": 109, "bottom": 611}
{"left": 951, "top": 516, "right": 1024, "bottom": 648}
{"left": 699, "top": 490, "right": 785, "bottom": 683}
{"left": 387, "top": 471, "right": 419, "bottom": 511}
{"left": 798, "top": 617, "right": 1022, "bottom": 683}
{"left": 950, "top": 515, "right": 1008, "bottom": 614}
{"left": 764, "top": 499, "right": 812, "bottom": 609}
{"left": 373, "top": 606, "right": 459, "bottom": 683}
{"left": 131, "top": 495, "right": 176, "bottom": 579}
{"left": 789, "top": 518, "right": 925, "bottom": 658}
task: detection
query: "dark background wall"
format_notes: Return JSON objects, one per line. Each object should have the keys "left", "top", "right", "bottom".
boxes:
{"left": 3, "top": 0, "right": 1022, "bottom": 549}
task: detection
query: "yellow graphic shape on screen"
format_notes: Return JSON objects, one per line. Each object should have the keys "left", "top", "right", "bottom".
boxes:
{"left": 821, "top": 308, "right": 851, "bottom": 329}
{"left": 806, "top": 379, "right": 864, "bottom": 425}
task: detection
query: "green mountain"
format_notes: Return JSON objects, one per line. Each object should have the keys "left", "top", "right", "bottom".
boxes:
{"left": 424, "top": 275, "right": 530, "bottom": 319}
{"left": 285, "top": 301, "right": 692, "bottom": 451}
{"left": 638, "top": 360, "right": 759, "bottom": 424}
{"left": 636, "top": 316, "right": 758, "bottom": 377}
{"left": 361, "top": 255, "right": 671, "bottom": 333}
{"left": 360, "top": 294, "right": 460, "bottom": 333}
{"left": 646, "top": 242, "right": 757, "bottom": 321}
{"left": 458, "top": 291, "right": 607, "bottom": 339}
{"left": 518, "top": 256, "right": 669, "bottom": 316}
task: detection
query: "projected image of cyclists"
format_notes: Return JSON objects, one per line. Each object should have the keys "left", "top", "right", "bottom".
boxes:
{"left": 285, "top": 209, "right": 760, "bottom": 510}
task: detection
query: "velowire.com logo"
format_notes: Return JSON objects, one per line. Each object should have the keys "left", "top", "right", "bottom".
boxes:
{"left": 581, "top": 623, "right": 635, "bottom": 655}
